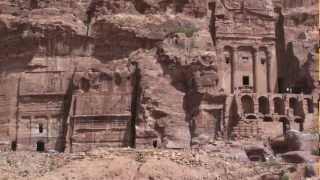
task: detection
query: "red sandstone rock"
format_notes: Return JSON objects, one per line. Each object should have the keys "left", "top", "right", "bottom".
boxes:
{"left": 0, "top": 0, "right": 317, "bottom": 162}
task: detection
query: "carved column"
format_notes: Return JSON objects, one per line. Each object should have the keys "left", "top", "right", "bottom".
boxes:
{"left": 266, "top": 49, "right": 271, "bottom": 93}
{"left": 270, "top": 96, "right": 275, "bottom": 114}
{"left": 253, "top": 94, "right": 259, "bottom": 114}
{"left": 232, "top": 48, "right": 238, "bottom": 93}
{"left": 253, "top": 49, "right": 257, "bottom": 93}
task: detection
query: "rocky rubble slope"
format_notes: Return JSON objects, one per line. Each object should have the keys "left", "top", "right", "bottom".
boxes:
{"left": 0, "top": 147, "right": 318, "bottom": 180}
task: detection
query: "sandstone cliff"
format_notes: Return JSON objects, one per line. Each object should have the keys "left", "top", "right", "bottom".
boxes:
{"left": 0, "top": 0, "right": 317, "bottom": 154}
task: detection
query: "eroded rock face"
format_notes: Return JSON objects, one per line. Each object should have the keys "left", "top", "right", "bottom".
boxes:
{"left": 0, "top": 0, "right": 318, "bottom": 152}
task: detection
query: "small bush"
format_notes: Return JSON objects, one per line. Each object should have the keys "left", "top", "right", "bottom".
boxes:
{"left": 311, "top": 148, "right": 320, "bottom": 156}
{"left": 305, "top": 165, "right": 316, "bottom": 177}
{"left": 265, "top": 159, "right": 281, "bottom": 168}
{"left": 136, "top": 152, "right": 145, "bottom": 162}
{"left": 48, "top": 159, "right": 58, "bottom": 171}
{"left": 175, "top": 25, "right": 199, "bottom": 38}
{"left": 279, "top": 175, "right": 289, "bottom": 180}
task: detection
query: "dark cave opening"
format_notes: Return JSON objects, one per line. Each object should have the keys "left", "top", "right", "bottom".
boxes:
{"left": 36, "top": 141, "right": 45, "bottom": 152}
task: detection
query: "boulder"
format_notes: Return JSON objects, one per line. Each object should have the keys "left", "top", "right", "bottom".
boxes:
{"left": 285, "top": 130, "right": 319, "bottom": 152}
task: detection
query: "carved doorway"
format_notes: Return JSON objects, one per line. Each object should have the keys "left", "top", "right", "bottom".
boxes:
{"left": 36, "top": 141, "right": 45, "bottom": 152}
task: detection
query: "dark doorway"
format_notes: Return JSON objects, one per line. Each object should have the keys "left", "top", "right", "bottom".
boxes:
{"left": 11, "top": 141, "right": 17, "bottom": 151}
{"left": 39, "top": 123, "right": 43, "bottom": 133}
{"left": 274, "top": 97, "right": 285, "bottom": 115}
{"left": 299, "top": 122, "right": 304, "bottom": 132}
{"left": 80, "top": 78, "right": 90, "bottom": 92}
{"left": 152, "top": 140, "right": 157, "bottom": 148}
{"left": 258, "top": 97, "right": 270, "bottom": 114}
{"left": 241, "top": 95, "right": 254, "bottom": 114}
{"left": 243, "top": 76, "right": 249, "bottom": 86}
{"left": 289, "top": 98, "right": 298, "bottom": 115}
{"left": 36, "top": 141, "right": 45, "bottom": 152}
{"left": 277, "top": 78, "right": 284, "bottom": 93}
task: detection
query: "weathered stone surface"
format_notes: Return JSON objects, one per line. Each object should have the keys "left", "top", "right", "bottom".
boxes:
{"left": 285, "top": 130, "right": 319, "bottom": 152}
{"left": 0, "top": 0, "right": 317, "bottom": 154}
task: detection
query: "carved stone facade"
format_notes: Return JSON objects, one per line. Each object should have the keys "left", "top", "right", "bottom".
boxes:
{"left": 67, "top": 65, "right": 134, "bottom": 152}
{"left": 16, "top": 70, "right": 67, "bottom": 152}
{"left": 0, "top": 0, "right": 317, "bottom": 152}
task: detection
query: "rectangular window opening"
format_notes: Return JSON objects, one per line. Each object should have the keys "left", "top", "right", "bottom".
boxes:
{"left": 242, "top": 56, "right": 249, "bottom": 60}
{"left": 243, "top": 76, "right": 250, "bottom": 86}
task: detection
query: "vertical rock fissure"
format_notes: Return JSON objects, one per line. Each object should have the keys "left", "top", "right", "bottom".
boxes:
{"left": 85, "top": 0, "right": 97, "bottom": 36}
{"left": 14, "top": 77, "right": 21, "bottom": 151}
{"left": 209, "top": 2, "right": 216, "bottom": 45}
{"left": 60, "top": 70, "right": 76, "bottom": 152}
{"left": 130, "top": 63, "right": 142, "bottom": 148}
{"left": 275, "top": 7, "right": 286, "bottom": 93}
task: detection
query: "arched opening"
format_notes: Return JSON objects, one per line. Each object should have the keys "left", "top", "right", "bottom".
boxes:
{"left": 241, "top": 95, "right": 254, "bottom": 114}
{"left": 11, "top": 141, "right": 17, "bottom": 151}
{"left": 294, "top": 118, "right": 304, "bottom": 132}
{"left": 36, "top": 141, "right": 45, "bottom": 152}
{"left": 289, "top": 98, "right": 298, "bottom": 115}
{"left": 258, "top": 97, "right": 270, "bottom": 114}
{"left": 274, "top": 97, "right": 285, "bottom": 115}
{"left": 152, "top": 140, "right": 158, "bottom": 148}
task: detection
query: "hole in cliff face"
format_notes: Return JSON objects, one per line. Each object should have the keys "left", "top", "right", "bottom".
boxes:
{"left": 39, "top": 123, "right": 44, "bottom": 133}
{"left": 245, "top": 148, "right": 266, "bottom": 162}
{"left": 115, "top": 74, "right": 122, "bottom": 85}
{"left": 153, "top": 140, "right": 158, "bottom": 148}
{"left": 80, "top": 78, "right": 90, "bottom": 92}
{"left": 11, "top": 141, "right": 17, "bottom": 151}
{"left": 134, "top": 0, "right": 151, "bottom": 14}
{"left": 36, "top": 141, "right": 45, "bottom": 152}
{"left": 30, "top": 0, "right": 38, "bottom": 9}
